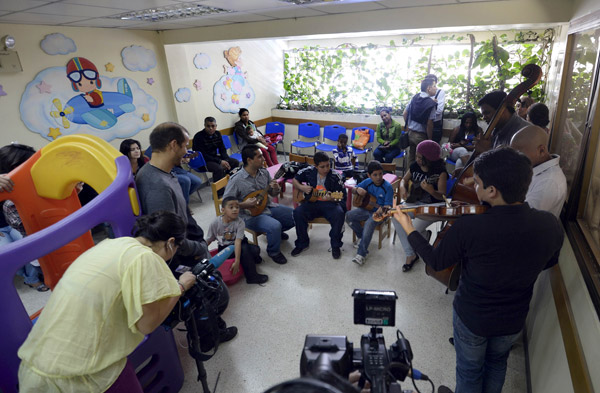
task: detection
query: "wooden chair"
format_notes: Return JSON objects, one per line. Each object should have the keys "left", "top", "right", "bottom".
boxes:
{"left": 352, "top": 216, "right": 391, "bottom": 249}
{"left": 289, "top": 152, "right": 307, "bottom": 163}
{"left": 210, "top": 175, "right": 265, "bottom": 245}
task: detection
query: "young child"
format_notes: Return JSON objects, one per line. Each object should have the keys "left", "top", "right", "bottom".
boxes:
{"left": 393, "top": 140, "right": 448, "bottom": 272}
{"left": 345, "top": 160, "right": 394, "bottom": 266}
{"left": 332, "top": 134, "right": 355, "bottom": 172}
{"left": 0, "top": 143, "right": 48, "bottom": 291}
{"left": 206, "top": 196, "right": 268, "bottom": 284}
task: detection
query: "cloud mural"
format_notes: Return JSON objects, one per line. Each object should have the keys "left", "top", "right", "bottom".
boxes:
{"left": 40, "top": 33, "right": 77, "bottom": 55}
{"left": 194, "top": 53, "right": 211, "bottom": 69}
{"left": 213, "top": 47, "right": 255, "bottom": 113}
{"left": 121, "top": 45, "right": 157, "bottom": 72}
{"left": 175, "top": 87, "right": 191, "bottom": 103}
{"left": 20, "top": 67, "right": 157, "bottom": 142}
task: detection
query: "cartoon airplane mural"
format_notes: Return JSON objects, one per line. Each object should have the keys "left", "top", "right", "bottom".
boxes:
{"left": 50, "top": 57, "right": 135, "bottom": 130}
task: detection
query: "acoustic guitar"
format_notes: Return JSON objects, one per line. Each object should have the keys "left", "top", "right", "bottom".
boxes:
{"left": 294, "top": 186, "right": 344, "bottom": 204}
{"left": 352, "top": 193, "right": 379, "bottom": 210}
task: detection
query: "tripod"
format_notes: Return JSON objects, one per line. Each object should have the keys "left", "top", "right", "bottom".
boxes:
{"left": 186, "top": 313, "right": 212, "bottom": 393}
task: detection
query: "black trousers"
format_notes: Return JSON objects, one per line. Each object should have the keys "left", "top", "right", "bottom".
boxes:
{"left": 432, "top": 120, "right": 443, "bottom": 143}
{"left": 206, "top": 158, "right": 240, "bottom": 183}
{"left": 218, "top": 238, "right": 262, "bottom": 282}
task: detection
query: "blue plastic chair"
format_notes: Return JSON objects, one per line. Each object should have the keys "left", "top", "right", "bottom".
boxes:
{"left": 291, "top": 122, "right": 320, "bottom": 155}
{"left": 222, "top": 134, "right": 242, "bottom": 163}
{"left": 265, "top": 122, "right": 286, "bottom": 159}
{"left": 316, "top": 125, "right": 346, "bottom": 153}
{"left": 350, "top": 127, "right": 375, "bottom": 167}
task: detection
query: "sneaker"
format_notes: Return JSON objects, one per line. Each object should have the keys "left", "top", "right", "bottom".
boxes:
{"left": 352, "top": 254, "right": 366, "bottom": 266}
{"left": 332, "top": 247, "right": 341, "bottom": 259}
{"left": 291, "top": 245, "right": 309, "bottom": 257}
{"left": 352, "top": 238, "right": 360, "bottom": 249}
{"left": 281, "top": 232, "right": 290, "bottom": 240}
{"left": 219, "top": 326, "right": 238, "bottom": 343}
{"left": 270, "top": 252, "right": 288, "bottom": 264}
{"left": 246, "top": 274, "right": 269, "bottom": 284}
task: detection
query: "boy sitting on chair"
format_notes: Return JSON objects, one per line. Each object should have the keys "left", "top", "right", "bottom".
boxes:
{"left": 206, "top": 197, "right": 268, "bottom": 285}
{"left": 291, "top": 152, "right": 347, "bottom": 259}
{"left": 346, "top": 160, "right": 394, "bottom": 266}
{"left": 332, "top": 134, "right": 355, "bottom": 172}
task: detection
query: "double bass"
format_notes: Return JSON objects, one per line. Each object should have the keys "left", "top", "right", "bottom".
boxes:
{"left": 426, "top": 64, "right": 543, "bottom": 291}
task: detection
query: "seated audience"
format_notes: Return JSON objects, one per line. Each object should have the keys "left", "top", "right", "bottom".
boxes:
{"left": 206, "top": 196, "right": 268, "bottom": 284}
{"left": 192, "top": 117, "right": 240, "bottom": 185}
{"left": 223, "top": 145, "right": 294, "bottom": 264}
{"left": 446, "top": 112, "right": 483, "bottom": 168}
{"left": 0, "top": 143, "right": 47, "bottom": 291}
{"left": 172, "top": 156, "right": 203, "bottom": 205}
{"left": 393, "top": 148, "right": 563, "bottom": 393}
{"left": 373, "top": 107, "right": 403, "bottom": 163}
{"left": 393, "top": 140, "right": 448, "bottom": 272}
{"left": 234, "top": 108, "right": 278, "bottom": 167}
{"left": 346, "top": 160, "right": 394, "bottom": 266}
{"left": 291, "top": 152, "right": 347, "bottom": 259}
{"left": 332, "top": 133, "right": 355, "bottom": 172}
{"left": 119, "top": 138, "right": 148, "bottom": 177}
{"left": 18, "top": 211, "right": 196, "bottom": 392}
{"left": 527, "top": 102, "right": 550, "bottom": 134}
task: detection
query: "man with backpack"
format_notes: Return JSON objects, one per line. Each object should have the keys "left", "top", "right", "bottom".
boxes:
{"left": 403, "top": 77, "right": 438, "bottom": 165}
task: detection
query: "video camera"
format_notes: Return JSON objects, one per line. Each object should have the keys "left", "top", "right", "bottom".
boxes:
{"left": 297, "top": 289, "right": 430, "bottom": 393}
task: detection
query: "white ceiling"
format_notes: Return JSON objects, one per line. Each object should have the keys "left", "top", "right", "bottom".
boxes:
{"left": 0, "top": 0, "right": 499, "bottom": 31}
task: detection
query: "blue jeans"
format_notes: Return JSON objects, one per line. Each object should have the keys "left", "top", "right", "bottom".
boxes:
{"left": 172, "top": 166, "right": 203, "bottom": 204}
{"left": 245, "top": 205, "right": 295, "bottom": 256}
{"left": 0, "top": 225, "right": 22, "bottom": 245}
{"left": 453, "top": 311, "right": 521, "bottom": 393}
{"left": 391, "top": 214, "right": 431, "bottom": 257}
{"left": 293, "top": 201, "right": 345, "bottom": 249}
{"left": 17, "top": 263, "right": 43, "bottom": 285}
{"left": 373, "top": 146, "right": 401, "bottom": 163}
{"left": 345, "top": 207, "right": 377, "bottom": 257}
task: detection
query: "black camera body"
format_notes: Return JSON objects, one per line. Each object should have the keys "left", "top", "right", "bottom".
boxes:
{"left": 163, "top": 259, "right": 217, "bottom": 328}
{"left": 300, "top": 289, "right": 413, "bottom": 393}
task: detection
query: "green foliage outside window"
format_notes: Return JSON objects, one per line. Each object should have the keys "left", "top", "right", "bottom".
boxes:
{"left": 278, "top": 29, "right": 555, "bottom": 118}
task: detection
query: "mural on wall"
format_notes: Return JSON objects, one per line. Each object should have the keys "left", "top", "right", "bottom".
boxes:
{"left": 40, "top": 33, "right": 76, "bottom": 55}
{"left": 121, "top": 45, "right": 157, "bottom": 72}
{"left": 175, "top": 88, "right": 191, "bottom": 103}
{"left": 20, "top": 57, "right": 157, "bottom": 142}
{"left": 194, "top": 53, "right": 211, "bottom": 69}
{"left": 213, "top": 46, "right": 255, "bottom": 114}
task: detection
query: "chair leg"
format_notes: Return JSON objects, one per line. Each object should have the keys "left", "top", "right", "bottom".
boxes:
{"left": 196, "top": 189, "right": 203, "bottom": 203}
{"left": 378, "top": 225, "right": 383, "bottom": 249}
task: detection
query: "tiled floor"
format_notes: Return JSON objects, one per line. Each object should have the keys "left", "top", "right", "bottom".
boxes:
{"left": 15, "top": 163, "right": 527, "bottom": 393}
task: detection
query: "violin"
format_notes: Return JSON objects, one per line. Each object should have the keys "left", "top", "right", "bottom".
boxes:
{"left": 450, "top": 64, "right": 543, "bottom": 204}
{"left": 372, "top": 201, "right": 487, "bottom": 222}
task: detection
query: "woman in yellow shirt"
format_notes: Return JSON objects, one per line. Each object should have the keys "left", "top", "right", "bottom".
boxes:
{"left": 18, "top": 210, "right": 196, "bottom": 393}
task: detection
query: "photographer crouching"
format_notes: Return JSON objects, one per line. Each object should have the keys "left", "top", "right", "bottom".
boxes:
{"left": 17, "top": 211, "right": 196, "bottom": 392}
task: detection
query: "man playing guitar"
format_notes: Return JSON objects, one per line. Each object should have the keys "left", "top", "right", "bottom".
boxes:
{"left": 223, "top": 145, "right": 294, "bottom": 265}
{"left": 291, "top": 152, "right": 347, "bottom": 259}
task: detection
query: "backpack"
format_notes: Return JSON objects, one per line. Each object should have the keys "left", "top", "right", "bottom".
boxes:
{"left": 352, "top": 128, "right": 370, "bottom": 150}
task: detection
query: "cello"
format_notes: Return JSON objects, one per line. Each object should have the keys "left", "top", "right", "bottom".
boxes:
{"left": 426, "top": 64, "right": 543, "bottom": 291}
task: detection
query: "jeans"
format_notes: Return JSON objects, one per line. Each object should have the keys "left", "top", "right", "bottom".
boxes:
{"left": 450, "top": 147, "right": 470, "bottom": 162}
{"left": 172, "top": 166, "right": 203, "bottom": 204}
{"left": 293, "top": 202, "right": 345, "bottom": 249}
{"left": 391, "top": 211, "right": 432, "bottom": 257}
{"left": 0, "top": 225, "right": 22, "bottom": 245}
{"left": 244, "top": 205, "right": 295, "bottom": 256}
{"left": 17, "top": 263, "right": 43, "bottom": 285}
{"left": 345, "top": 207, "right": 378, "bottom": 257}
{"left": 453, "top": 311, "right": 521, "bottom": 393}
{"left": 373, "top": 146, "right": 401, "bottom": 163}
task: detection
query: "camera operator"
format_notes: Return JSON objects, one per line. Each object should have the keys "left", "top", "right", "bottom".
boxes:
{"left": 17, "top": 211, "right": 194, "bottom": 393}
{"left": 136, "top": 122, "right": 237, "bottom": 351}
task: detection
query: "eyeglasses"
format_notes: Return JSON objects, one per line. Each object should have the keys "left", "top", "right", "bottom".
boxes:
{"left": 67, "top": 69, "right": 98, "bottom": 83}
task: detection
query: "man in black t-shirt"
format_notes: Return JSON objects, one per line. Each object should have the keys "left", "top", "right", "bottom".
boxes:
{"left": 394, "top": 148, "right": 563, "bottom": 393}
{"left": 192, "top": 117, "right": 239, "bottom": 184}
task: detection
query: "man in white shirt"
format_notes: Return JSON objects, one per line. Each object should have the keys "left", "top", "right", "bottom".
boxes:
{"left": 510, "top": 125, "right": 567, "bottom": 218}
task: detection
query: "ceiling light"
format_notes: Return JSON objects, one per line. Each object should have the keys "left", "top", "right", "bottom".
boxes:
{"left": 279, "top": 0, "right": 341, "bottom": 4}
{"left": 109, "top": 2, "right": 232, "bottom": 22}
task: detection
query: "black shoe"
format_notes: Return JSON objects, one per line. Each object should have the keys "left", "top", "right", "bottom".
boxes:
{"left": 291, "top": 245, "right": 308, "bottom": 257}
{"left": 438, "top": 386, "right": 454, "bottom": 393}
{"left": 255, "top": 257, "right": 263, "bottom": 264}
{"left": 425, "top": 230, "right": 432, "bottom": 243}
{"left": 449, "top": 337, "right": 454, "bottom": 346}
{"left": 270, "top": 252, "right": 288, "bottom": 264}
{"left": 402, "top": 255, "right": 420, "bottom": 272}
{"left": 332, "top": 247, "right": 341, "bottom": 259}
{"left": 246, "top": 274, "right": 269, "bottom": 284}
{"left": 281, "top": 232, "right": 289, "bottom": 240}
{"left": 219, "top": 326, "right": 238, "bottom": 343}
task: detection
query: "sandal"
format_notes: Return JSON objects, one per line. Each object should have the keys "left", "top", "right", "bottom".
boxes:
{"left": 402, "top": 255, "right": 420, "bottom": 272}
{"left": 27, "top": 282, "right": 50, "bottom": 292}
